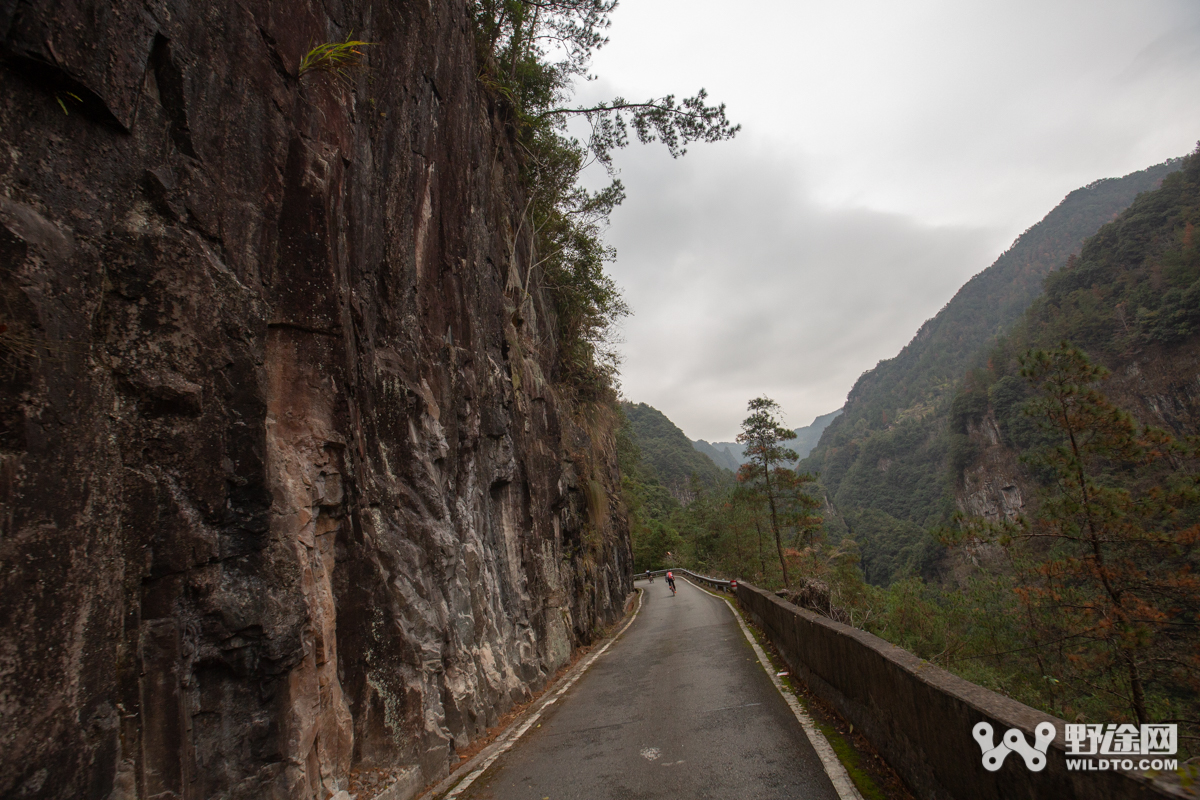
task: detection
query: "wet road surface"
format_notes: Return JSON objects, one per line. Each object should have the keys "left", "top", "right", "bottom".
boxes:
{"left": 454, "top": 577, "right": 841, "bottom": 800}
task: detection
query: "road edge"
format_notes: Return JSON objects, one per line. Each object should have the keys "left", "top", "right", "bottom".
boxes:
{"left": 682, "top": 576, "right": 866, "bottom": 800}
{"left": 413, "top": 588, "right": 646, "bottom": 800}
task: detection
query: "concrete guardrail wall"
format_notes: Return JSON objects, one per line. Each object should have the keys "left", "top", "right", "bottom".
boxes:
{"left": 736, "top": 582, "right": 1175, "bottom": 800}
{"left": 639, "top": 569, "right": 735, "bottom": 593}
{"left": 679, "top": 569, "right": 734, "bottom": 593}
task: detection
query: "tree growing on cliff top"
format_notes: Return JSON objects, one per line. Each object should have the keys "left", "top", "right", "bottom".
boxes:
{"left": 469, "top": 0, "right": 737, "bottom": 397}
{"left": 472, "top": 0, "right": 737, "bottom": 166}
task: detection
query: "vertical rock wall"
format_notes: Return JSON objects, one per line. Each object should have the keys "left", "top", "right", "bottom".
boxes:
{"left": 0, "top": 2, "right": 632, "bottom": 798}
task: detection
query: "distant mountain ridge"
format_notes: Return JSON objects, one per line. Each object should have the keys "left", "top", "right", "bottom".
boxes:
{"left": 691, "top": 440, "right": 741, "bottom": 472}
{"left": 801, "top": 155, "right": 1187, "bottom": 586}
{"left": 791, "top": 409, "right": 844, "bottom": 461}
{"left": 955, "top": 146, "right": 1200, "bottom": 525}
{"left": 695, "top": 408, "right": 843, "bottom": 467}
{"left": 830, "top": 157, "right": 1184, "bottom": 435}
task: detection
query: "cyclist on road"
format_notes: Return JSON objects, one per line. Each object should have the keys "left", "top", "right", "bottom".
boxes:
{"left": 666, "top": 571, "right": 676, "bottom": 594}
{"left": 646, "top": 569, "right": 653, "bottom": 583}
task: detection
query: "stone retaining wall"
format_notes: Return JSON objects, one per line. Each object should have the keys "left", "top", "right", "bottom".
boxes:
{"left": 737, "top": 582, "right": 1175, "bottom": 800}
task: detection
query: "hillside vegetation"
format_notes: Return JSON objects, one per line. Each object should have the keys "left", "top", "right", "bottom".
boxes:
{"left": 620, "top": 399, "right": 823, "bottom": 584}
{"left": 954, "top": 143, "right": 1200, "bottom": 512}
{"left": 928, "top": 145, "right": 1200, "bottom": 752}
{"left": 801, "top": 157, "right": 1185, "bottom": 585}
{"left": 622, "top": 402, "right": 732, "bottom": 500}
{"left": 976, "top": 149, "right": 1200, "bottom": 382}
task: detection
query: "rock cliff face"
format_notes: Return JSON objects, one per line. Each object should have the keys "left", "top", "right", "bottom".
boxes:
{"left": 957, "top": 411, "right": 1026, "bottom": 522}
{"left": 0, "top": 2, "right": 632, "bottom": 799}
{"left": 956, "top": 339, "right": 1200, "bottom": 522}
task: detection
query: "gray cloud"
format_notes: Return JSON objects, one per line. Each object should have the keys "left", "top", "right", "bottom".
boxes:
{"left": 599, "top": 141, "right": 1002, "bottom": 440}
{"left": 571, "top": 0, "right": 1200, "bottom": 441}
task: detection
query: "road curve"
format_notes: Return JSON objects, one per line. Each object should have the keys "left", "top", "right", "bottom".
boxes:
{"left": 453, "top": 577, "right": 841, "bottom": 799}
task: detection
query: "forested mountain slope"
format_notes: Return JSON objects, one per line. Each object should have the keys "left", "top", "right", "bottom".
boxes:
{"left": 623, "top": 402, "right": 731, "bottom": 501}
{"left": 956, "top": 144, "right": 1200, "bottom": 521}
{"left": 802, "top": 156, "right": 1185, "bottom": 585}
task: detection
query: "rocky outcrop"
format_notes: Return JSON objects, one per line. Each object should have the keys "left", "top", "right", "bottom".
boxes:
{"left": 1103, "top": 341, "right": 1200, "bottom": 438}
{"left": 957, "top": 411, "right": 1026, "bottom": 522}
{"left": 0, "top": 2, "right": 632, "bottom": 799}
{"left": 955, "top": 340, "right": 1200, "bottom": 523}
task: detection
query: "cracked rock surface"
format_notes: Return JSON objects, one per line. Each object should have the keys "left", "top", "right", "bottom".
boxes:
{"left": 0, "top": 2, "right": 632, "bottom": 798}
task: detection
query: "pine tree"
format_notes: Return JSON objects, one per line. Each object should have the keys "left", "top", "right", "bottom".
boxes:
{"left": 962, "top": 344, "right": 1200, "bottom": 728}
{"left": 737, "top": 397, "right": 805, "bottom": 587}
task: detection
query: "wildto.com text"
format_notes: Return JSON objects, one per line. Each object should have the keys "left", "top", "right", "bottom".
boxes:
{"left": 973, "top": 721, "right": 1178, "bottom": 773}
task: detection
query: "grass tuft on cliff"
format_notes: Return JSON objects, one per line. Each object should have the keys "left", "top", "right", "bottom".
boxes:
{"left": 299, "top": 36, "right": 373, "bottom": 82}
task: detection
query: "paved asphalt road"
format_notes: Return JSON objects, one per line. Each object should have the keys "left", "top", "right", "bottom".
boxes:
{"left": 455, "top": 577, "right": 841, "bottom": 800}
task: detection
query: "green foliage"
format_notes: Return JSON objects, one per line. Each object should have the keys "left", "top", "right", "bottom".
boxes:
{"left": 299, "top": 37, "right": 373, "bottom": 81}
{"left": 737, "top": 397, "right": 813, "bottom": 586}
{"left": 471, "top": 0, "right": 737, "bottom": 166}
{"left": 949, "top": 344, "right": 1200, "bottom": 744}
{"left": 522, "top": 128, "right": 630, "bottom": 395}
{"left": 738, "top": 397, "right": 800, "bottom": 468}
{"left": 866, "top": 577, "right": 958, "bottom": 660}
{"left": 54, "top": 90, "right": 82, "bottom": 115}
{"left": 467, "top": 0, "right": 737, "bottom": 396}
{"left": 622, "top": 402, "right": 731, "bottom": 496}
{"left": 550, "top": 90, "right": 739, "bottom": 170}
{"left": 987, "top": 375, "right": 1041, "bottom": 449}
{"left": 946, "top": 434, "right": 977, "bottom": 481}
{"left": 617, "top": 401, "right": 821, "bottom": 586}
{"left": 949, "top": 378, "right": 988, "bottom": 434}
{"left": 617, "top": 411, "right": 683, "bottom": 571}
{"left": 802, "top": 155, "right": 1187, "bottom": 586}
{"left": 842, "top": 507, "right": 940, "bottom": 586}
{"left": 810, "top": 414, "right": 954, "bottom": 584}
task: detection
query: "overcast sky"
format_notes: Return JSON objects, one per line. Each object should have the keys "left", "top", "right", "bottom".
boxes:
{"left": 572, "top": 0, "right": 1200, "bottom": 442}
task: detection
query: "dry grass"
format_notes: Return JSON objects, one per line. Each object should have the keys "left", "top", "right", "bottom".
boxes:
{"left": 299, "top": 36, "right": 374, "bottom": 83}
{"left": 0, "top": 321, "right": 44, "bottom": 369}
{"left": 0, "top": 318, "right": 85, "bottom": 372}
